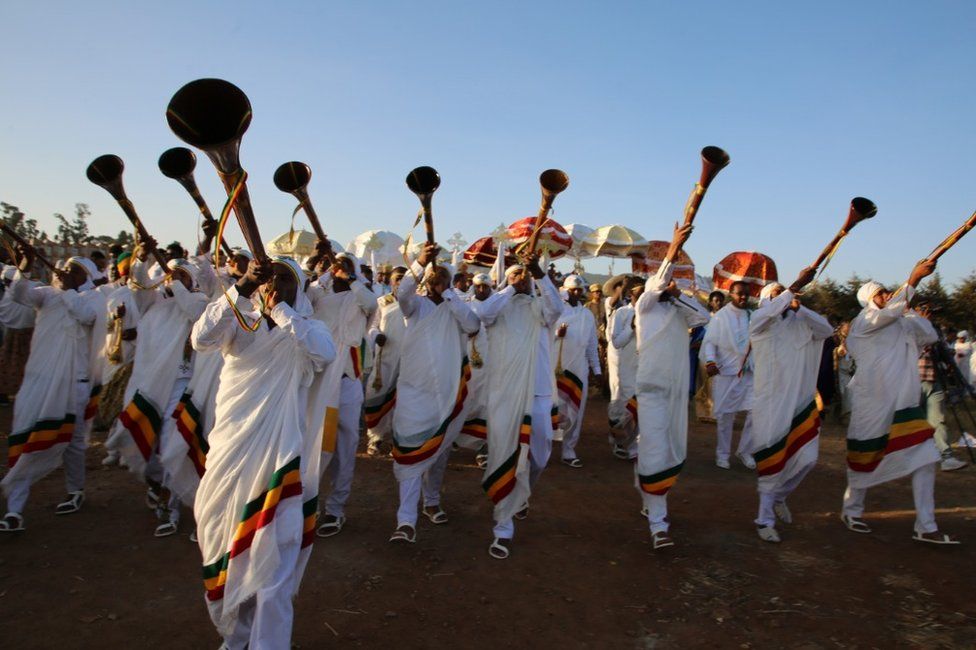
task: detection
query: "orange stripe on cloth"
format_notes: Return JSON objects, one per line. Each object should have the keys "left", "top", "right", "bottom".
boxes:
{"left": 393, "top": 359, "right": 471, "bottom": 466}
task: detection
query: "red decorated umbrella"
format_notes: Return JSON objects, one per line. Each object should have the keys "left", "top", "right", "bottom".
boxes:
{"left": 632, "top": 241, "right": 696, "bottom": 288}
{"left": 712, "top": 251, "right": 778, "bottom": 298}
{"left": 506, "top": 217, "right": 573, "bottom": 259}
{"left": 464, "top": 236, "right": 506, "bottom": 267}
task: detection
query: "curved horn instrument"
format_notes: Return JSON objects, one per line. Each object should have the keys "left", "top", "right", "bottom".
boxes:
{"left": 527, "top": 169, "right": 570, "bottom": 254}
{"left": 925, "top": 208, "right": 976, "bottom": 263}
{"left": 809, "top": 197, "right": 877, "bottom": 272}
{"left": 166, "top": 78, "right": 267, "bottom": 262}
{"left": 86, "top": 154, "right": 168, "bottom": 268}
{"left": 406, "top": 166, "right": 440, "bottom": 245}
{"left": 682, "top": 146, "right": 730, "bottom": 226}
{"left": 159, "top": 147, "right": 233, "bottom": 256}
{"left": 274, "top": 161, "right": 327, "bottom": 242}
{"left": 0, "top": 224, "right": 59, "bottom": 273}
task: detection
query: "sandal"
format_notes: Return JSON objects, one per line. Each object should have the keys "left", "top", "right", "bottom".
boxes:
{"left": 757, "top": 525, "right": 781, "bottom": 543}
{"left": 561, "top": 458, "right": 583, "bottom": 469}
{"left": 475, "top": 452, "right": 488, "bottom": 469}
{"left": 640, "top": 506, "right": 649, "bottom": 519}
{"left": 840, "top": 514, "right": 872, "bottom": 534}
{"left": 488, "top": 538, "right": 511, "bottom": 560}
{"left": 55, "top": 491, "right": 85, "bottom": 515}
{"left": 154, "top": 521, "right": 178, "bottom": 538}
{"left": 316, "top": 514, "right": 346, "bottom": 538}
{"left": 422, "top": 506, "right": 449, "bottom": 525}
{"left": 913, "top": 531, "right": 961, "bottom": 545}
{"left": 514, "top": 505, "right": 529, "bottom": 520}
{"left": 0, "top": 512, "right": 24, "bottom": 532}
{"left": 389, "top": 524, "right": 416, "bottom": 543}
{"left": 612, "top": 445, "right": 630, "bottom": 460}
{"left": 651, "top": 531, "right": 674, "bottom": 550}
{"left": 774, "top": 501, "right": 792, "bottom": 524}
{"left": 145, "top": 486, "right": 161, "bottom": 510}
{"left": 189, "top": 529, "right": 198, "bottom": 543}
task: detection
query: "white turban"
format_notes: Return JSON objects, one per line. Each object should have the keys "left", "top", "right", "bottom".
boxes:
{"left": 273, "top": 256, "right": 312, "bottom": 317}
{"left": 856, "top": 281, "right": 884, "bottom": 308}
{"left": 562, "top": 274, "right": 585, "bottom": 290}
{"left": 958, "top": 330, "right": 970, "bottom": 340}
{"left": 66, "top": 256, "right": 98, "bottom": 292}
{"left": 167, "top": 258, "right": 199, "bottom": 290}
{"left": 505, "top": 264, "right": 525, "bottom": 277}
{"left": 758, "top": 281, "right": 784, "bottom": 305}
{"left": 472, "top": 273, "right": 491, "bottom": 286}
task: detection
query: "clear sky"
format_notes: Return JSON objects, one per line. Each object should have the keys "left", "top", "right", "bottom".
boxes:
{"left": 2, "top": 1, "right": 974, "bottom": 285}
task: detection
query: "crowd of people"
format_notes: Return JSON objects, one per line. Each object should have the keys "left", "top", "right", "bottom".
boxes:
{"left": 0, "top": 217, "right": 968, "bottom": 648}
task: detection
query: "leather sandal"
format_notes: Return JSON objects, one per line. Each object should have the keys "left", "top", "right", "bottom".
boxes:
{"left": 840, "top": 514, "right": 871, "bottom": 534}
{"left": 422, "top": 506, "right": 448, "bottom": 525}
{"left": 389, "top": 524, "right": 416, "bottom": 543}
{"left": 913, "top": 531, "right": 961, "bottom": 545}
{"left": 488, "top": 538, "right": 511, "bottom": 559}
{"left": 0, "top": 512, "right": 24, "bottom": 532}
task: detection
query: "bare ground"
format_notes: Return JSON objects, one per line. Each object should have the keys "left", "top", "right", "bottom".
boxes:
{"left": 2, "top": 397, "right": 975, "bottom": 649}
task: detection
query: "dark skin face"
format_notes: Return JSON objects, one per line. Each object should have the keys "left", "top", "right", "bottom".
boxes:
{"left": 57, "top": 262, "right": 89, "bottom": 291}
{"left": 426, "top": 268, "right": 451, "bottom": 303}
{"left": 709, "top": 293, "right": 725, "bottom": 312}
{"left": 728, "top": 283, "right": 749, "bottom": 309}
{"left": 260, "top": 264, "right": 299, "bottom": 311}
{"left": 166, "top": 267, "right": 193, "bottom": 291}
{"left": 566, "top": 286, "right": 584, "bottom": 306}
{"left": 227, "top": 254, "right": 250, "bottom": 279}
{"left": 474, "top": 283, "right": 492, "bottom": 301}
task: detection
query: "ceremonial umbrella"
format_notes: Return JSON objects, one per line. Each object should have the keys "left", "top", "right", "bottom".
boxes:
{"left": 564, "top": 223, "right": 594, "bottom": 257}
{"left": 464, "top": 236, "right": 504, "bottom": 267}
{"left": 579, "top": 224, "right": 648, "bottom": 258}
{"left": 346, "top": 230, "right": 407, "bottom": 269}
{"left": 632, "top": 241, "right": 696, "bottom": 289}
{"left": 266, "top": 229, "right": 344, "bottom": 259}
{"left": 712, "top": 251, "right": 778, "bottom": 298}
{"left": 505, "top": 216, "right": 573, "bottom": 259}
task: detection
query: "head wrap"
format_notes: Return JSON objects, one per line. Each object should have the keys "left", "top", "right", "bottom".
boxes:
{"left": 758, "top": 282, "right": 784, "bottom": 306}
{"left": 472, "top": 273, "right": 492, "bottom": 286}
{"left": 230, "top": 247, "right": 253, "bottom": 261}
{"left": 562, "top": 274, "right": 585, "bottom": 290}
{"left": 116, "top": 252, "right": 132, "bottom": 277}
{"left": 167, "top": 258, "right": 199, "bottom": 290}
{"left": 273, "top": 256, "right": 312, "bottom": 317}
{"left": 65, "top": 256, "right": 97, "bottom": 292}
{"left": 958, "top": 330, "right": 970, "bottom": 340}
{"left": 856, "top": 281, "right": 884, "bottom": 308}
{"left": 505, "top": 264, "right": 525, "bottom": 277}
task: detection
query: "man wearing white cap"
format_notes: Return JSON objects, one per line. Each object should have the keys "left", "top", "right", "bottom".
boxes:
{"left": 953, "top": 330, "right": 972, "bottom": 387}
{"left": 457, "top": 273, "right": 494, "bottom": 459}
{"left": 475, "top": 253, "right": 563, "bottom": 559}
{"left": 841, "top": 259, "right": 958, "bottom": 545}
{"left": 553, "top": 274, "right": 601, "bottom": 467}
{"left": 607, "top": 276, "right": 642, "bottom": 460}
{"left": 363, "top": 266, "right": 407, "bottom": 456}
{"left": 1, "top": 251, "right": 105, "bottom": 532}
{"left": 703, "top": 280, "right": 756, "bottom": 469}
{"left": 747, "top": 269, "right": 831, "bottom": 543}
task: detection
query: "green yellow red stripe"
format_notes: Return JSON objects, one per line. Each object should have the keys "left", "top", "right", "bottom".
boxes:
{"left": 461, "top": 417, "right": 487, "bottom": 440}
{"left": 364, "top": 388, "right": 397, "bottom": 429}
{"left": 173, "top": 392, "right": 208, "bottom": 478}
{"left": 847, "top": 406, "right": 934, "bottom": 472}
{"left": 639, "top": 462, "right": 684, "bottom": 495}
{"left": 301, "top": 495, "right": 317, "bottom": 549}
{"left": 119, "top": 391, "right": 162, "bottom": 461}
{"left": 7, "top": 414, "right": 76, "bottom": 468}
{"left": 556, "top": 370, "right": 583, "bottom": 409}
{"left": 483, "top": 448, "right": 519, "bottom": 504}
{"left": 754, "top": 400, "right": 820, "bottom": 476}
{"left": 393, "top": 359, "right": 471, "bottom": 465}
{"left": 84, "top": 384, "right": 102, "bottom": 420}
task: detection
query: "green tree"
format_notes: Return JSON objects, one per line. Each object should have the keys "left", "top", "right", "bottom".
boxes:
{"left": 1, "top": 202, "right": 44, "bottom": 240}
{"left": 949, "top": 272, "right": 976, "bottom": 331}
{"left": 53, "top": 203, "right": 92, "bottom": 246}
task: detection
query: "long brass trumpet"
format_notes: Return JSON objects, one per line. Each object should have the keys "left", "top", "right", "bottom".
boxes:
{"left": 526, "top": 169, "right": 570, "bottom": 254}
{"left": 273, "top": 161, "right": 328, "bottom": 242}
{"left": 406, "top": 166, "right": 440, "bottom": 245}
{"left": 158, "top": 147, "right": 233, "bottom": 257}
{"left": 0, "top": 223, "right": 60, "bottom": 274}
{"left": 86, "top": 154, "right": 168, "bottom": 268}
{"left": 166, "top": 78, "right": 267, "bottom": 262}
{"left": 682, "top": 146, "right": 730, "bottom": 226}
{"left": 925, "top": 209, "right": 976, "bottom": 263}
{"left": 809, "top": 197, "right": 877, "bottom": 273}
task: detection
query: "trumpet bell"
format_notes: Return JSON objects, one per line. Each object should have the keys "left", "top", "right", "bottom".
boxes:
{"left": 540, "top": 169, "right": 569, "bottom": 195}
{"left": 167, "top": 78, "right": 252, "bottom": 149}
{"left": 700, "top": 146, "right": 730, "bottom": 188}
{"left": 158, "top": 147, "right": 197, "bottom": 179}
{"left": 850, "top": 197, "right": 878, "bottom": 220}
{"left": 406, "top": 166, "right": 440, "bottom": 196}
{"left": 274, "top": 161, "right": 312, "bottom": 193}
{"left": 86, "top": 154, "right": 125, "bottom": 187}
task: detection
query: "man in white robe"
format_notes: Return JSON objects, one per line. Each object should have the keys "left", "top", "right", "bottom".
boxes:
{"left": 476, "top": 254, "right": 563, "bottom": 559}
{"left": 607, "top": 277, "right": 641, "bottom": 461}
{"left": 364, "top": 266, "right": 407, "bottom": 456}
{"left": 457, "top": 273, "right": 493, "bottom": 459}
{"left": 553, "top": 275, "right": 601, "bottom": 467}
{"left": 633, "top": 225, "right": 710, "bottom": 550}
{"left": 747, "top": 269, "right": 832, "bottom": 543}
{"left": 703, "top": 281, "right": 755, "bottom": 469}
{"left": 389, "top": 243, "right": 480, "bottom": 542}
{"left": 841, "top": 260, "right": 959, "bottom": 545}
{"left": 192, "top": 255, "right": 336, "bottom": 649}
{"left": 953, "top": 331, "right": 972, "bottom": 387}
{"left": 1, "top": 253, "right": 105, "bottom": 532}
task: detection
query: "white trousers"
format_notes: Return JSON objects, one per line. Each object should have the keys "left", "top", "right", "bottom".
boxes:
{"left": 145, "top": 377, "right": 189, "bottom": 524}
{"left": 716, "top": 411, "right": 753, "bottom": 463}
{"left": 396, "top": 447, "right": 451, "bottom": 527}
{"left": 842, "top": 462, "right": 938, "bottom": 534}
{"left": 755, "top": 462, "right": 814, "bottom": 527}
{"left": 492, "top": 395, "right": 553, "bottom": 540}
{"left": 641, "top": 492, "right": 669, "bottom": 534}
{"left": 222, "top": 507, "right": 302, "bottom": 650}
{"left": 324, "top": 377, "right": 364, "bottom": 518}
{"left": 560, "top": 376, "right": 588, "bottom": 460}
{"left": 5, "top": 379, "right": 90, "bottom": 514}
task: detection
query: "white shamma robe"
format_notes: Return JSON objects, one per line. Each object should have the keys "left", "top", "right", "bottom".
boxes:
{"left": 363, "top": 294, "right": 406, "bottom": 442}
{"left": 748, "top": 289, "right": 833, "bottom": 493}
{"left": 846, "top": 286, "right": 940, "bottom": 489}
{"left": 702, "top": 302, "right": 753, "bottom": 414}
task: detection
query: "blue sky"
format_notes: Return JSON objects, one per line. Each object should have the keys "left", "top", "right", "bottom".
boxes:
{"left": 2, "top": 1, "right": 974, "bottom": 285}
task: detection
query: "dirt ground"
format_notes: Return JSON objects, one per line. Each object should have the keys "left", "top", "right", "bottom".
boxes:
{"left": 2, "top": 396, "right": 975, "bottom": 649}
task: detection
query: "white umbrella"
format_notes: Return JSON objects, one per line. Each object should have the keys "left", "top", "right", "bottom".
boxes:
{"left": 564, "top": 223, "right": 594, "bottom": 258}
{"left": 578, "top": 224, "right": 648, "bottom": 258}
{"left": 346, "top": 230, "right": 407, "bottom": 269}
{"left": 266, "top": 229, "right": 344, "bottom": 259}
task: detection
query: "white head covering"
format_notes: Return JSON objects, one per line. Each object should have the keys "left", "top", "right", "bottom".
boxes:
{"left": 273, "top": 256, "right": 312, "bottom": 317}
{"left": 231, "top": 247, "right": 253, "bottom": 261}
{"left": 856, "top": 281, "right": 884, "bottom": 308}
{"left": 958, "top": 330, "right": 970, "bottom": 340}
{"left": 505, "top": 264, "right": 525, "bottom": 277}
{"left": 562, "top": 274, "right": 585, "bottom": 290}
{"left": 65, "top": 256, "right": 97, "bottom": 292}
{"left": 472, "top": 273, "right": 491, "bottom": 286}
{"left": 758, "top": 281, "right": 784, "bottom": 306}
{"left": 167, "top": 258, "right": 199, "bottom": 290}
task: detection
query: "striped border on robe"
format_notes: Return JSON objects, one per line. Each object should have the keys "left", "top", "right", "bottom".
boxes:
{"left": 364, "top": 388, "right": 397, "bottom": 429}
{"left": 638, "top": 462, "right": 684, "bottom": 495}
{"left": 301, "top": 495, "right": 318, "bottom": 549}
{"left": 483, "top": 448, "right": 519, "bottom": 504}
{"left": 461, "top": 417, "right": 487, "bottom": 440}
{"left": 349, "top": 346, "right": 363, "bottom": 379}
{"left": 119, "top": 391, "right": 163, "bottom": 462}
{"left": 393, "top": 358, "right": 471, "bottom": 465}
{"left": 7, "top": 414, "right": 76, "bottom": 468}
{"left": 626, "top": 396, "right": 638, "bottom": 424}
{"left": 84, "top": 384, "right": 102, "bottom": 421}
{"left": 754, "top": 399, "right": 820, "bottom": 477}
{"left": 550, "top": 405, "right": 559, "bottom": 430}
{"left": 173, "top": 392, "right": 209, "bottom": 478}
{"left": 202, "top": 456, "right": 303, "bottom": 601}
{"left": 519, "top": 415, "right": 532, "bottom": 445}
{"left": 847, "top": 406, "right": 934, "bottom": 473}
{"left": 556, "top": 370, "right": 583, "bottom": 410}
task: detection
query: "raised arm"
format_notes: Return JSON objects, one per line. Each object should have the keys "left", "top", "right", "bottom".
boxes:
{"left": 443, "top": 288, "right": 481, "bottom": 334}
{"left": 537, "top": 275, "right": 564, "bottom": 328}
{"left": 610, "top": 308, "right": 634, "bottom": 349}
{"left": 11, "top": 271, "right": 47, "bottom": 309}
{"left": 269, "top": 301, "right": 337, "bottom": 371}
{"left": 750, "top": 289, "right": 793, "bottom": 336}
{"left": 397, "top": 261, "right": 424, "bottom": 319}
{"left": 169, "top": 279, "right": 209, "bottom": 323}
{"left": 475, "top": 285, "right": 515, "bottom": 327}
